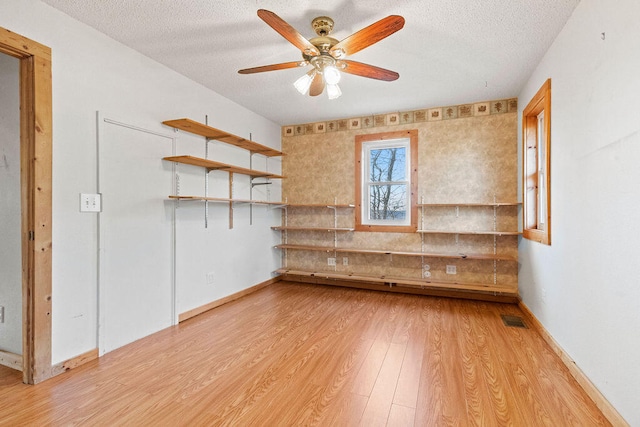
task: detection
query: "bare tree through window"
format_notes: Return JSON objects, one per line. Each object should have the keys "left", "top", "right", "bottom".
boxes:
{"left": 368, "top": 147, "right": 407, "bottom": 220}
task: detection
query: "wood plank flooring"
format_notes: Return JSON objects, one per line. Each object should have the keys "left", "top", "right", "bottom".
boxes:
{"left": 0, "top": 281, "right": 610, "bottom": 426}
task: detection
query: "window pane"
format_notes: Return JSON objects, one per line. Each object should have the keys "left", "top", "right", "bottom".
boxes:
{"left": 369, "top": 147, "right": 406, "bottom": 183}
{"left": 537, "top": 111, "right": 546, "bottom": 228}
{"left": 369, "top": 184, "right": 407, "bottom": 220}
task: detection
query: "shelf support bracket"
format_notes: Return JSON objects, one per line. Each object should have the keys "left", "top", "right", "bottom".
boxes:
{"left": 228, "top": 172, "right": 234, "bottom": 229}
{"left": 328, "top": 200, "right": 338, "bottom": 272}
{"left": 204, "top": 115, "right": 210, "bottom": 228}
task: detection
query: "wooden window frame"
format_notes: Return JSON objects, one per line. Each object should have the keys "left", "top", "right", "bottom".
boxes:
{"left": 0, "top": 27, "right": 53, "bottom": 383}
{"left": 355, "top": 130, "right": 418, "bottom": 233}
{"left": 522, "top": 79, "right": 551, "bottom": 245}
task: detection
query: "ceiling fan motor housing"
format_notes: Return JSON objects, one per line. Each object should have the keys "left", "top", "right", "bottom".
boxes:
{"left": 311, "top": 16, "right": 334, "bottom": 36}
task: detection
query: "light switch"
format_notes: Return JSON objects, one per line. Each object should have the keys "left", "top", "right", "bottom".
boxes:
{"left": 80, "top": 193, "right": 101, "bottom": 212}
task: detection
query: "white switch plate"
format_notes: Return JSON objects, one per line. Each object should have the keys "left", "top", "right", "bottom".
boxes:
{"left": 80, "top": 193, "right": 101, "bottom": 212}
{"left": 446, "top": 265, "right": 457, "bottom": 274}
{"left": 328, "top": 257, "right": 336, "bottom": 266}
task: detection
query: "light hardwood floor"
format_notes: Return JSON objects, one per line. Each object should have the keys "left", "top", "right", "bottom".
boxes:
{"left": 0, "top": 282, "right": 610, "bottom": 426}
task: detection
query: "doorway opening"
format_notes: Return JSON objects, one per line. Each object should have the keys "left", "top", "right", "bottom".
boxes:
{"left": 0, "top": 27, "right": 53, "bottom": 384}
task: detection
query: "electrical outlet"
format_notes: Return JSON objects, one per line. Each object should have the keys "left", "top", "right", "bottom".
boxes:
{"left": 446, "top": 265, "right": 457, "bottom": 275}
{"left": 343, "top": 257, "right": 348, "bottom": 266}
{"left": 0, "top": 306, "right": 4, "bottom": 323}
{"left": 327, "top": 257, "right": 336, "bottom": 266}
{"left": 206, "top": 272, "right": 215, "bottom": 285}
{"left": 422, "top": 264, "right": 431, "bottom": 278}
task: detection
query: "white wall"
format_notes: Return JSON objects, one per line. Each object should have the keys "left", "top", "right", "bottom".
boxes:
{"left": 0, "top": 0, "right": 282, "bottom": 364}
{"left": 0, "top": 53, "right": 22, "bottom": 355}
{"left": 518, "top": 0, "right": 640, "bottom": 424}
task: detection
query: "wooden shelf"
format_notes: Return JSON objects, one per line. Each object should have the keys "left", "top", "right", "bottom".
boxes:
{"left": 275, "top": 268, "right": 519, "bottom": 301}
{"left": 163, "top": 155, "right": 284, "bottom": 179}
{"left": 285, "top": 203, "right": 355, "bottom": 208}
{"left": 271, "top": 226, "right": 355, "bottom": 232}
{"left": 416, "top": 230, "right": 521, "bottom": 236}
{"left": 418, "top": 202, "right": 520, "bottom": 207}
{"left": 168, "top": 195, "right": 283, "bottom": 205}
{"left": 275, "top": 244, "right": 516, "bottom": 261}
{"left": 162, "top": 118, "right": 283, "bottom": 157}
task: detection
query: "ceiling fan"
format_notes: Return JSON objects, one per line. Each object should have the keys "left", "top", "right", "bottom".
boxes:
{"left": 238, "top": 9, "right": 405, "bottom": 99}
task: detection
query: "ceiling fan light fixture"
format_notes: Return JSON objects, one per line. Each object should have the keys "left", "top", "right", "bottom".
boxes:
{"left": 294, "top": 70, "right": 316, "bottom": 95}
{"left": 326, "top": 83, "right": 342, "bottom": 100}
{"left": 323, "top": 64, "right": 341, "bottom": 85}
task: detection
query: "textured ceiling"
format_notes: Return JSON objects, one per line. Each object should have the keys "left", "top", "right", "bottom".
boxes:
{"left": 42, "top": 0, "right": 580, "bottom": 125}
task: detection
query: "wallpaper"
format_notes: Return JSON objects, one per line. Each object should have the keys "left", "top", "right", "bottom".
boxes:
{"left": 280, "top": 98, "right": 519, "bottom": 294}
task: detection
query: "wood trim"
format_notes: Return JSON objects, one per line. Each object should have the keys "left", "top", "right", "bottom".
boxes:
{"left": 1, "top": 26, "right": 53, "bottom": 384}
{"left": 518, "top": 301, "right": 629, "bottom": 426}
{"left": 355, "top": 130, "right": 418, "bottom": 233}
{"left": 0, "top": 28, "right": 51, "bottom": 60}
{"left": 522, "top": 79, "right": 551, "bottom": 245}
{"left": 178, "top": 276, "right": 282, "bottom": 322}
{"left": 50, "top": 349, "right": 99, "bottom": 376}
{"left": 0, "top": 350, "right": 23, "bottom": 371}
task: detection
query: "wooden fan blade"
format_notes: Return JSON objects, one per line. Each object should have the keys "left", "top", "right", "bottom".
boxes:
{"left": 238, "top": 61, "right": 306, "bottom": 74}
{"left": 309, "top": 72, "right": 324, "bottom": 96}
{"left": 330, "top": 15, "right": 405, "bottom": 57}
{"left": 257, "top": 9, "right": 320, "bottom": 56}
{"left": 340, "top": 60, "right": 399, "bottom": 81}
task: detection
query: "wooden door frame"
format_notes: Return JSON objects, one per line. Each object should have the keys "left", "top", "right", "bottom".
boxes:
{"left": 0, "top": 27, "right": 53, "bottom": 384}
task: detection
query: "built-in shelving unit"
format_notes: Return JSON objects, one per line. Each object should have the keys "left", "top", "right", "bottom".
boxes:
{"left": 162, "top": 118, "right": 283, "bottom": 228}
{"left": 274, "top": 200, "right": 521, "bottom": 302}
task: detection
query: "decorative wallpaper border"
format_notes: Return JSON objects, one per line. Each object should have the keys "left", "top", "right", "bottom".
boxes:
{"left": 283, "top": 98, "right": 518, "bottom": 137}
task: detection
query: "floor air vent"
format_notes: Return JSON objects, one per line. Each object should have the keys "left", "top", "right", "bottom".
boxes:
{"left": 501, "top": 314, "right": 527, "bottom": 328}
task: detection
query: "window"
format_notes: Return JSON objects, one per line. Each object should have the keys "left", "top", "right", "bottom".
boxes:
{"left": 522, "top": 79, "right": 551, "bottom": 245}
{"left": 355, "top": 130, "right": 418, "bottom": 232}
